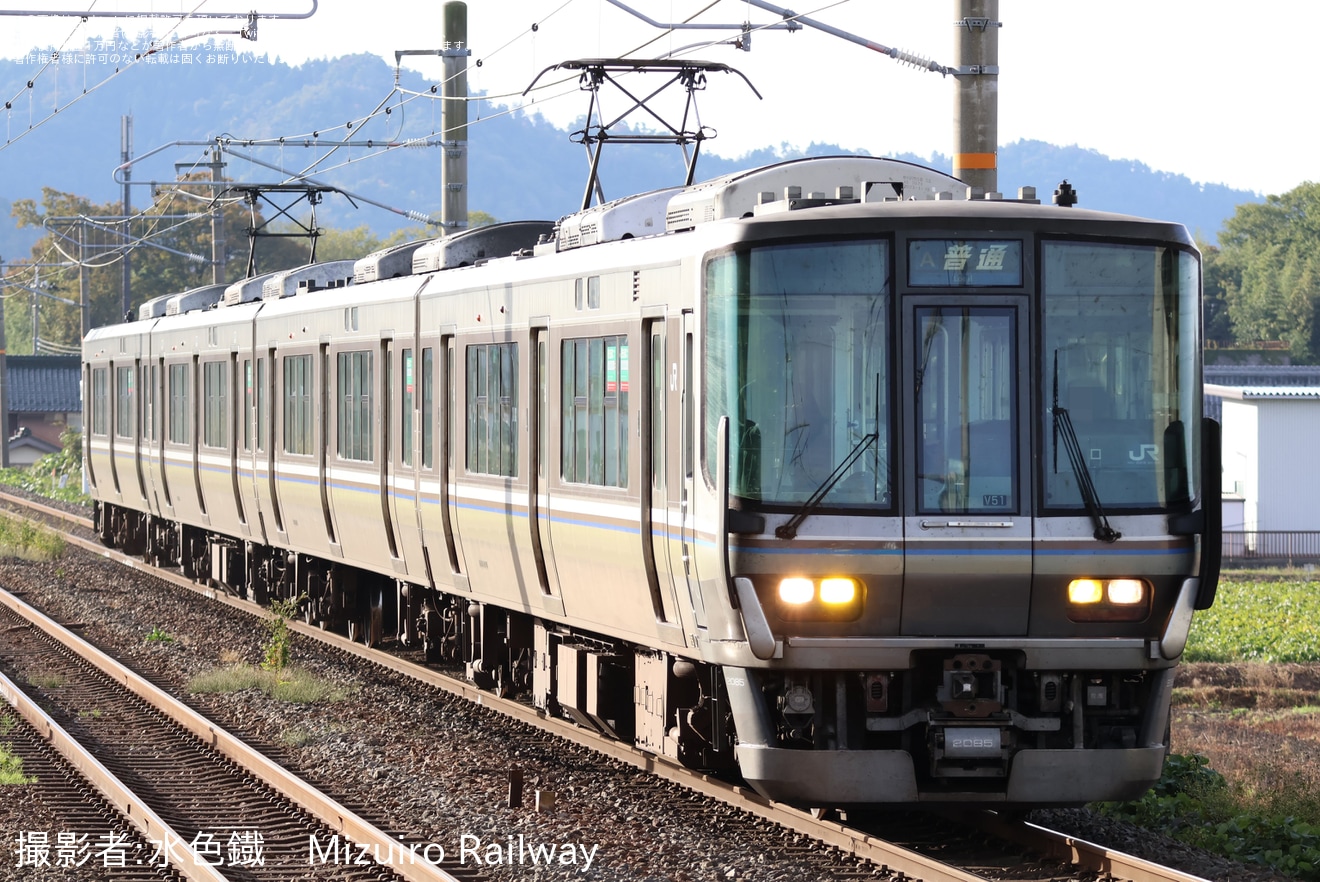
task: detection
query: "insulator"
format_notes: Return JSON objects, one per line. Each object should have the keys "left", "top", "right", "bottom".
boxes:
{"left": 405, "top": 209, "right": 433, "bottom": 224}
{"left": 890, "top": 48, "right": 944, "bottom": 74}
{"left": 403, "top": 137, "right": 433, "bottom": 149}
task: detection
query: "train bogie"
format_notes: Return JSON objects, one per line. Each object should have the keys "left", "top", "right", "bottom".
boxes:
{"left": 84, "top": 157, "right": 1218, "bottom": 806}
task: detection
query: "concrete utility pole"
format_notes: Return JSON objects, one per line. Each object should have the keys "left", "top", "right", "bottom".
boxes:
{"left": 79, "top": 221, "right": 90, "bottom": 341}
{"left": 209, "top": 147, "right": 227, "bottom": 285}
{"left": 121, "top": 115, "right": 133, "bottom": 320}
{"left": 952, "top": 0, "right": 1000, "bottom": 195}
{"left": 0, "top": 256, "right": 8, "bottom": 468}
{"left": 441, "top": 1, "right": 469, "bottom": 235}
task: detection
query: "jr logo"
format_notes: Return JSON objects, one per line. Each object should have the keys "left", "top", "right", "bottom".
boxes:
{"left": 1128, "top": 444, "right": 1160, "bottom": 463}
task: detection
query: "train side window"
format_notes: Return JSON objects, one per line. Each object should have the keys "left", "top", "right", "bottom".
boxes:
{"left": 167, "top": 363, "right": 190, "bottom": 445}
{"left": 115, "top": 366, "right": 134, "bottom": 440}
{"left": 466, "top": 342, "right": 518, "bottom": 477}
{"left": 90, "top": 368, "right": 108, "bottom": 436}
{"left": 256, "top": 357, "right": 267, "bottom": 452}
{"left": 336, "top": 350, "right": 373, "bottom": 462}
{"left": 561, "top": 334, "right": 628, "bottom": 488}
{"left": 242, "top": 359, "right": 253, "bottom": 453}
{"left": 202, "top": 361, "right": 228, "bottom": 449}
{"left": 575, "top": 276, "right": 602, "bottom": 310}
{"left": 283, "top": 354, "right": 313, "bottom": 455}
{"left": 421, "top": 348, "right": 434, "bottom": 469}
{"left": 145, "top": 364, "right": 156, "bottom": 442}
{"left": 401, "top": 349, "right": 414, "bottom": 466}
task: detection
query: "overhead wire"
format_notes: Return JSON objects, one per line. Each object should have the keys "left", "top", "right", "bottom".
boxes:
{"left": 3, "top": 0, "right": 861, "bottom": 283}
{"left": 1, "top": 0, "right": 238, "bottom": 151}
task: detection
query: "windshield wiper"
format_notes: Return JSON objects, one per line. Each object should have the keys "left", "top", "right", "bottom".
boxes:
{"left": 775, "top": 429, "right": 878, "bottom": 540}
{"left": 1051, "top": 352, "right": 1120, "bottom": 543}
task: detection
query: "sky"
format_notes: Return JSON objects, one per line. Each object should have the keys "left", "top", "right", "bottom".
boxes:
{"left": 0, "top": 0, "right": 1314, "bottom": 197}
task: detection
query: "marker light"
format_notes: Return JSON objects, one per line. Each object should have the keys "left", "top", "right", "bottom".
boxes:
{"left": 778, "top": 578, "right": 815, "bottom": 605}
{"left": 1067, "top": 579, "right": 1104, "bottom": 604}
{"left": 819, "top": 578, "right": 858, "bottom": 605}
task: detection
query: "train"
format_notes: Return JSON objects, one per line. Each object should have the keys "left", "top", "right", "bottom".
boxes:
{"left": 84, "top": 155, "right": 1221, "bottom": 806}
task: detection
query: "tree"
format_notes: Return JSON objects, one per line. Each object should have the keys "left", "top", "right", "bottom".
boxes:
{"left": 1217, "top": 182, "right": 1320, "bottom": 359}
{"left": 4, "top": 189, "right": 497, "bottom": 354}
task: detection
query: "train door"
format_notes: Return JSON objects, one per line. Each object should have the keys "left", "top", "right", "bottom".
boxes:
{"left": 679, "top": 309, "right": 708, "bottom": 629}
{"left": 381, "top": 338, "right": 407, "bottom": 573}
{"left": 152, "top": 358, "right": 173, "bottom": 514}
{"left": 528, "top": 323, "right": 562, "bottom": 604}
{"left": 393, "top": 342, "right": 427, "bottom": 575}
{"left": 107, "top": 360, "right": 123, "bottom": 497}
{"left": 440, "top": 333, "right": 466, "bottom": 575}
{"left": 132, "top": 358, "right": 148, "bottom": 504}
{"left": 642, "top": 313, "right": 684, "bottom": 635}
{"left": 900, "top": 296, "right": 1033, "bottom": 635}
{"left": 229, "top": 352, "right": 250, "bottom": 537}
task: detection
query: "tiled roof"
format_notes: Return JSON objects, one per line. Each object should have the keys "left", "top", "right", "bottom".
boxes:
{"left": 5, "top": 355, "right": 81, "bottom": 414}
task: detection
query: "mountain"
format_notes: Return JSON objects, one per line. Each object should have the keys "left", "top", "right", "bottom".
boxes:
{"left": 1, "top": 46, "right": 1259, "bottom": 253}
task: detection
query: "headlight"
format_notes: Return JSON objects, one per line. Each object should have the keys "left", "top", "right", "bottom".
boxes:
{"left": 1066, "top": 578, "right": 1151, "bottom": 622}
{"left": 1107, "top": 579, "right": 1145, "bottom": 604}
{"left": 778, "top": 578, "right": 815, "bottom": 605}
{"left": 775, "top": 576, "right": 864, "bottom": 621}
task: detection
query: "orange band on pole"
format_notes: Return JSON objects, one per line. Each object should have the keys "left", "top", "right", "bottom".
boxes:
{"left": 953, "top": 152, "right": 997, "bottom": 170}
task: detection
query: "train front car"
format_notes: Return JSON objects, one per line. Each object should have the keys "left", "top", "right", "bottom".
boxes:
{"left": 695, "top": 184, "right": 1218, "bottom": 805}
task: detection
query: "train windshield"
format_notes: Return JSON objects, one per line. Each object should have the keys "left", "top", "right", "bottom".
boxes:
{"left": 705, "top": 240, "right": 891, "bottom": 508}
{"left": 1042, "top": 241, "right": 1200, "bottom": 511}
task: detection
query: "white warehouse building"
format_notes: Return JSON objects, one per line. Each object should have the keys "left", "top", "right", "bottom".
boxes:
{"left": 1206, "top": 384, "right": 1320, "bottom": 533}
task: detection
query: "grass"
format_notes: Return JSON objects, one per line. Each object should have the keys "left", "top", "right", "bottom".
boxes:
{"left": 0, "top": 715, "right": 34, "bottom": 785}
{"left": 1100, "top": 754, "right": 1320, "bottom": 879}
{"left": 25, "top": 671, "right": 67, "bottom": 689}
{"left": 0, "top": 743, "right": 34, "bottom": 785}
{"left": 279, "top": 726, "right": 316, "bottom": 748}
{"left": 1096, "top": 572, "right": 1320, "bottom": 878}
{"left": 0, "top": 513, "right": 66, "bottom": 561}
{"left": 186, "top": 663, "right": 350, "bottom": 704}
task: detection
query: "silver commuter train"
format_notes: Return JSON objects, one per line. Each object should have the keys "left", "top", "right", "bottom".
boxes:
{"left": 84, "top": 155, "right": 1221, "bottom": 806}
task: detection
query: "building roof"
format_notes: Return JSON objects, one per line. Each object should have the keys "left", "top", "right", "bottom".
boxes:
{"left": 7, "top": 427, "right": 60, "bottom": 454}
{"left": 5, "top": 355, "right": 81, "bottom": 414}
{"left": 1205, "top": 384, "right": 1320, "bottom": 401}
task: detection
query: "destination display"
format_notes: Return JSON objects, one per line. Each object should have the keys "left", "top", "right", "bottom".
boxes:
{"left": 908, "top": 239, "right": 1023, "bottom": 287}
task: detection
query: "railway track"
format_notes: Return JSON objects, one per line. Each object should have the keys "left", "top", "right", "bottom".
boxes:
{"left": 0, "top": 573, "right": 473, "bottom": 881}
{"left": 0, "top": 490, "right": 1219, "bottom": 882}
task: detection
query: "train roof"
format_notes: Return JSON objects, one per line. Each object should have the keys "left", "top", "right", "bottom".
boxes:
{"left": 94, "top": 155, "right": 1195, "bottom": 331}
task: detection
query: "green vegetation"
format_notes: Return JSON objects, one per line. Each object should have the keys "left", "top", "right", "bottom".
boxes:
{"left": 24, "top": 671, "right": 67, "bottom": 690}
{"left": 1100, "top": 754, "right": 1320, "bottom": 880}
{"left": 1205, "top": 182, "right": 1320, "bottom": 358}
{"left": 1185, "top": 578, "right": 1320, "bottom": 663}
{"left": 1096, "top": 575, "right": 1320, "bottom": 877}
{"left": 279, "top": 725, "right": 315, "bottom": 748}
{"left": 187, "top": 663, "right": 348, "bottom": 704}
{"left": 0, "top": 743, "right": 35, "bottom": 785}
{"left": 261, "top": 594, "right": 307, "bottom": 674}
{"left": 0, "top": 429, "right": 88, "bottom": 506}
{"left": 0, "top": 512, "right": 66, "bottom": 560}
{"left": 143, "top": 626, "right": 176, "bottom": 645}
{"left": 4, "top": 177, "right": 493, "bottom": 360}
